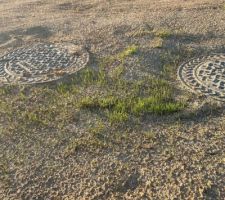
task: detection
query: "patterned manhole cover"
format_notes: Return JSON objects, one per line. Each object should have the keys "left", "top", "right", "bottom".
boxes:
{"left": 0, "top": 43, "right": 89, "bottom": 84}
{"left": 178, "top": 54, "right": 225, "bottom": 101}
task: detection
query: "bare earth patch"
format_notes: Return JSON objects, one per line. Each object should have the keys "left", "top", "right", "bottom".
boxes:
{"left": 0, "top": 0, "right": 225, "bottom": 199}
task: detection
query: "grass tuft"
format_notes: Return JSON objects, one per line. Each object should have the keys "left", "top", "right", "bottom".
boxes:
{"left": 153, "top": 29, "right": 172, "bottom": 39}
{"left": 132, "top": 97, "right": 184, "bottom": 115}
{"left": 118, "top": 45, "right": 138, "bottom": 60}
{"left": 107, "top": 110, "right": 129, "bottom": 124}
{"left": 98, "top": 96, "right": 118, "bottom": 109}
{"left": 78, "top": 97, "right": 98, "bottom": 109}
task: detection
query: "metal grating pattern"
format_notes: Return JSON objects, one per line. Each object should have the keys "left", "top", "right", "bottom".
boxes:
{"left": 178, "top": 54, "right": 225, "bottom": 101}
{"left": 0, "top": 43, "right": 89, "bottom": 84}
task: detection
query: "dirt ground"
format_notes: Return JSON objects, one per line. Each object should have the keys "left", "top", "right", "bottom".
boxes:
{"left": 0, "top": 0, "right": 225, "bottom": 199}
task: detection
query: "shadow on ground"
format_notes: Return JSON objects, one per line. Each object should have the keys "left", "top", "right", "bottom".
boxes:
{"left": 0, "top": 26, "right": 53, "bottom": 49}
{"left": 24, "top": 26, "right": 53, "bottom": 39}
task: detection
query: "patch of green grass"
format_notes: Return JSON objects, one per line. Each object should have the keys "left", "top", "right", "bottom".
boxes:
{"left": 75, "top": 72, "right": 184, "bottom": 122}
{"left": 78, "top": 96, "right": 118, "bottom": 110}
{"left": 56, "top": 82, "right": 79, "bottom": 95}
{"left": 98, "top": 96, "right": 118, "bottom": 109}
{"left": 149, "top": 102, "right": 185, "bottom": 114}
{"left": 118, "top": 45, "right": 138, "bottom": 60}
{"left": 82, "top": 68, "right": 98, "bottom": 85}
{"left": 107, "top": 110, "right": 129, "bottom": 124}
{"left": 132, "top": 97, "right": 184, "bottom": 115}
{"left": 78, "top": 97, "right": 98, "bottom": 109}
{"left": 132, "top": 97, "right": 159, "bottom": 115}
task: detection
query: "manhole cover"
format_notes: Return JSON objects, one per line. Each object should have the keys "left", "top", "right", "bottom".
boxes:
{"left": 178, "top": 54, "right": 225, "bottom": 101}
{"left": 0, "top": 43, "right": 89, "bottom": 84}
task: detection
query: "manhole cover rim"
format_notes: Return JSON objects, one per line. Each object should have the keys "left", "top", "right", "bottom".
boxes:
{"left": 0, "top": 42, "right": 89, "bottom": 85}
{"left": 177, "top": 53, "right": 225, "bottom": 102}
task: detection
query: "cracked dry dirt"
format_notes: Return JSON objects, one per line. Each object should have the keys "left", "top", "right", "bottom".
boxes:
{"left": 0, "top": 0, "right": 225, "bottom": 199}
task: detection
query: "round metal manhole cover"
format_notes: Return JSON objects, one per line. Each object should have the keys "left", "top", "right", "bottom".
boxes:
{"left": 0, "top": 43, "right": 89, "bottom": 84}
{"left": 178, "top": 54, "right": 225, "bottom": 101}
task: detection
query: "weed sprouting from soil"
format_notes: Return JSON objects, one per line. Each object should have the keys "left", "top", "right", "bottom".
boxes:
{"left": 118, "top": 45, "right": 138, "bottom": 60}
{"left": 76, "top": 63, "right": 184, "bottom": 123}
